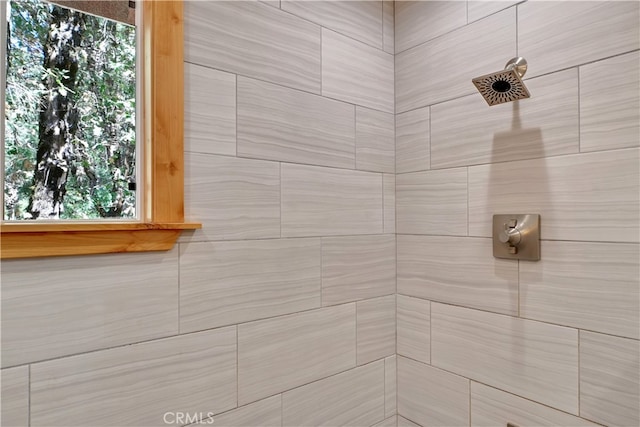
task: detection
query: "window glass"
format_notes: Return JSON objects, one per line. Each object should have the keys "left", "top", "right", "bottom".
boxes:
{"left": 2, "top": 0, "right": 138, "bottom": 220}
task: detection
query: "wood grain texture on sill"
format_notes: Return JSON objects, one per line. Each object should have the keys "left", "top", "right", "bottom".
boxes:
{"left": 1, "top": 222, "right": 201, "bottom": 259}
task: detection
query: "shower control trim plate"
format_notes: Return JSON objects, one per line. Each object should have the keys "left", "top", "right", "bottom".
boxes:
{"left": 492, "top": 214, "right": 540, "bottom": 261}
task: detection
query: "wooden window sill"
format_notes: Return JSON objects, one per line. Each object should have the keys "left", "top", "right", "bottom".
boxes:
{"left": 1, "top": 222, "right": 201, "bottom": 259}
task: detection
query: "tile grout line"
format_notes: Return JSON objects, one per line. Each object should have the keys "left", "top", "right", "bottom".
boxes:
{"left": 395, "top": 48, "right": 639, "bottom": 115}
{"left": 394, "top": 145, "right": 640, "bottom": 178}
{"left": 517, "top": 259, "right": 521, "bottom": 317}
{"left": 253, "top": 358, "right": 388, "bottom": 416}
{"left": 183, "top": 232, "right": 441, "bottom": 246}
{"left": 6, "top": 300, "right": 405, "bottom": 370}
{"left": 394, "top": 233, "right": 639, "bottom": 246}
{"left": 276, "top": 4, "right": 389, "bottom": 54}
{"left": 468, "top": 378, "right": 472, "bottom": 427}
{"left": 381, "top": 173, "right": 385, "bottom": 232}
{"left": 380, "top": 0, "right": 384, "bottom": 53}
{"left": 383, "top": 351, "right": 387, "bottom": 417}
{"left": 428, "top": 106, "right": 432, "bottom": 171}
{"left": 186, "top": 148, "right": 401, "bottom": 175}
{"left": 354, "top": 106, "right": 358, "bottom": 170}
{"left": 176, "top": 230, "right": 637, "bottom": 247}
{"left": 398, "top": 353, "right": 602, "bottom": 424}
{"left": 515, "top": 3, "right": 518, "bottom": 57}
{"left": 395, "top": 3, "right": 519, "bottom": 56}
{"left": 28, "top": 364, "right": 31, "bottom": 426}
{"left": 235, "top": 73, "right": 238, "bottom": 157}
{"left": 355, "top": 301, "right": 359, "bottom": 366}
{"left": 577, "top": 66, "right": 582, "bottom": 153}
{"left": 236, "top": 324, "right": 239, "bottom": 409}
{"left": 395, "top": 351, "right": 398, "bottom": 419}
{"left": 393, "top": 295, "right": 640, "bottom": 341}
{"left": 429, "top": 301, "right": 432, "bottom": 364}
{"left": 578, "top": 329, "right": 581, "bottom": 417}
{"left": 183, "top": 60, "right": 394, "bottom": 115}
{"left": 279, "top": 162, "right": 282, "bottom": 238}
{"left": 466, "top": 167, "right": 469, "bottom": 236}
{"left": 319, "top": 238, "right": 323, "bottom": 307}
{"left": 190, "top": 353, "right": 392, "bottom": 426}
{"left": 320, "top": 25, "right": 323, "bottom": 96}
{"left": 465, "top": 0, "right": 469, "bottom": 25}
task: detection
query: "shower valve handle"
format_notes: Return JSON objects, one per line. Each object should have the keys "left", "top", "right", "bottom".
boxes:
{"left": 499, "top": 228, "right": 521, "bottom": 246}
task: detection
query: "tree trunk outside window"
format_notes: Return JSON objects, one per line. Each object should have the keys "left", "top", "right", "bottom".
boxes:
{"left": 27, "top": 7, "right": 83, "bottom": 219}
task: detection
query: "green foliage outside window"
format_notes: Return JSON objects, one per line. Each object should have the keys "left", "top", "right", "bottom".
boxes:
{"left": 3, "top": 0, "right": 137, "bottom": 220}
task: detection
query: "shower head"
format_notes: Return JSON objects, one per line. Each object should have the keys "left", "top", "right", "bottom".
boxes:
{"left": 472, "top": 57, "right": 530, "bottom": 106}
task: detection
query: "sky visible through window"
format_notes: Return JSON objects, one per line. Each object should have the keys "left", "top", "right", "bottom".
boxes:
{"left": 3, "top": 0, "right": 137, "bottom": 220}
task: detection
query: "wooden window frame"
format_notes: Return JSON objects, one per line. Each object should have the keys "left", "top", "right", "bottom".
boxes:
{"left": 1, "top": 0, "right": 200, "bottom": 259}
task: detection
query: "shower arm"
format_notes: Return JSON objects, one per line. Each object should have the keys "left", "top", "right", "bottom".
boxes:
{"left": 505, "top": 57, "right": 528, "bottom": 78}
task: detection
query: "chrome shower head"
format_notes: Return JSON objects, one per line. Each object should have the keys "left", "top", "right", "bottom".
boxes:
{"left": 472, "top": 57, "right": 530, "bottom": 106}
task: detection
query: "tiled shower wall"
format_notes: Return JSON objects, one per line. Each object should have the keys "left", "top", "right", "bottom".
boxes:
{"left": 1, "top": 1, "right": 397, "bottom": 426}
{"left": 2, "top": 2, "right": 640, "bottom": 427}
{"left": 395, "top": 2, "right": 639, "bottom": 427}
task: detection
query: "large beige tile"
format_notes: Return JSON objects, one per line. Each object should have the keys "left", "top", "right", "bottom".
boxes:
{"left": 471, "top": 382, "right": 599, "bottom": 427}
{"left": 1, "top": 366, "right": 28, "bottom": 427}
{"left": 431, "top": 69, "right": 579, "bottom": 169}
{"left": 518, "top": 1, "right": 639, "bottom": 78}
{"left": 382, "top": 1, "right": 394, "bottom": 54}
{"left": 356, "top": 107, "right": 395, "bottom": 173}
{"left": 282, "top": 1, "right": 382, "bottom": 49}
{"left": 191, "top": 396, "right": 282, "bottom": 427}
{"left": 283, "top": 361, "right": 385, "bottom": 427}
{"left": 31, "top": 327, "right": 237, "bottom": 427}
{"left": 237, "top": 77, "right": 356, "bottom": 169}
{"left": 395, "top": 1, "right": 467, "bottom": 53}
{"left": 468, "top": 148, "right": 640, "bottom": 242}
{"left": 397, "top": 357, "right": 470, "bottom": 427}
{"left": 357, "top": 296, "right": 396, "bottom": 365}
{"left": 180, "top": 239, "right": 321, "bottom": 333}
{"left": 383, "top": 174, "right": 396, "bottom": 234}
{"left": 281, "top": 163, "right": 383, "bottom": 237}
{"left": 467, "top": 1, "right": 520, "bottom": 23}
{"left": 520, "top": 241, "right": 639, "bottom": 339}
{"left": 396, "top": 295, "right": 430, "bottom": 364}
{"left": 580, "top": 51, "right": 640, "bottom": 153}
{"left": 321, "top": 235, "right": 396, "bottom": 306}
{"left": 396, "top": 7, "right": 516, "bottom": 112}
{"left": 396, "top": 168, "right": 468, "bottom": 236}
{"left": 580, "top": 331, "right": 640, "bottom": 427}
{"left": 185, "top": 1, "right": 321, "bottom": 93}
{"left": 1, "top": 250, "right": 178, "bottom": 367}
{"left": 385, "top": 356, "right": 397, "bottom": 418}
{"left": 238, "top": 304, "right": 356, "bottom": 405}
{"left": 184, "top": 153, "right": 280, "bottom": 242}
{"left": 398, "top": 236, "right": 518, "bottom": 316}
{"left": 395, "top": 107, "right": 430, "bottom": 174}
{"left": 322, "top": 29, "right": 394, "bottom": 113}
{"left": 431, "top": 303, "right": 579, "bottom": 414}
{"left": 184, "top": 63, "right": 236, "bottom": 156}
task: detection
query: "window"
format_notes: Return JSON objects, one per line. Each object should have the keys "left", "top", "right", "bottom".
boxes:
{"left": 4, "top": 0, "right": 139, "bottom": 221}
{"left": 1, "top": 0, "right": 200, "bottom": 259}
